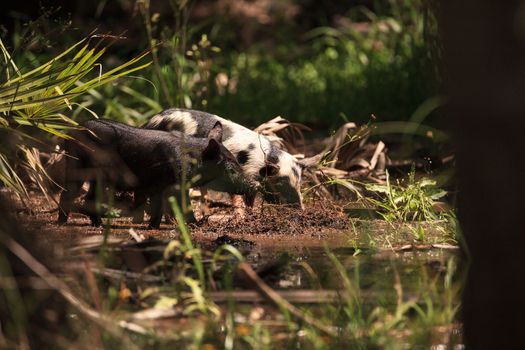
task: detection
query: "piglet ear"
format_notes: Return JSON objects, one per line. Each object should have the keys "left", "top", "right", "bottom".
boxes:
{"left": 207, "top": 121, "right": 223, "bottom": 142}
{"left": 202, "top": 138, "right": 221, "bottom": 160}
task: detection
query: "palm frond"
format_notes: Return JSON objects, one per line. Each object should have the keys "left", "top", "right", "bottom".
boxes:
{"left": 0, "top": 34, "right": 151, "bottom": 199}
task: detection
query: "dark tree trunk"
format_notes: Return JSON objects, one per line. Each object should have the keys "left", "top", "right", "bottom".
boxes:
{"left": 441, "top": 1, "right": 525, "bottom": 348}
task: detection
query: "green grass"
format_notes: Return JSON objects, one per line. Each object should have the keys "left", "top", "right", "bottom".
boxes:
{"left": 365, "top": 166, "right": 447, "bottom": 222}
{"left": 203, "top": 0, "right": 441, "bottom": 128}
{"left": 0, "top": 0, "right": 444, "bottom": 140}
{"left": 0, "top": 178, "right": 461, "bottom": 348}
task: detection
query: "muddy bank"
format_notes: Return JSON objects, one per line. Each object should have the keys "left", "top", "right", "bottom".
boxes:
{"left": 14, "top": 191, "right": 351, "bottom": 249}
{"left": 10, "top": 190, "right": 456, "bottom": 256}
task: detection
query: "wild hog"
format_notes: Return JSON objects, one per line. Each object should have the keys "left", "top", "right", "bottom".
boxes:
{"left": 57, "top": 119, "right": 254, "bottom": 228}
{"left": 144, "top": 108, "right": 320, "bottom": 209}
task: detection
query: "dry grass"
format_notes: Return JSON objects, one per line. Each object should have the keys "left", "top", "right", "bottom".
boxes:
{"left": 255, "top": 116, "right": 388, "bottom": 201}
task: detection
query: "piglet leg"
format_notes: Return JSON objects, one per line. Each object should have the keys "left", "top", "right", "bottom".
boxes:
{"left": 232, "top": 194, "right": 246, "bottom": 220}
{"left": 132, "top": 190, "right": 147, "bottom": 224}
{"left": 148, "top": 193, "right": 164, "bottom": 229}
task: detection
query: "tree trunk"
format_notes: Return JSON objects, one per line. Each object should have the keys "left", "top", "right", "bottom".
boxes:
{"left": 441, "top": 1, "right": 525, "bottom": 348}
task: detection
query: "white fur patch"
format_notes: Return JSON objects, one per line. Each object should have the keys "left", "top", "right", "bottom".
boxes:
{"left": 150, "top": 110, "right": 198, "bottom": 135}
{"left": 202, "top": 115, "right": 275, "bottom": 177}
{"left": 213, "top": 118, "right": 301, "bottom": 185}
{"left": 223, "top": 133, "right": 272, "bottom": 177}
{"left": 278, "top": 152, "right": 302, "bottom": 187}
{"left": 147, "top": 115, "right": 164, "bottom": 127}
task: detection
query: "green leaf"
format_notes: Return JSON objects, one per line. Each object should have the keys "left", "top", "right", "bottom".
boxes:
{"left": 429, "top": 190, "right": 447, "bottom": 200}
{"left": 418, "top": 178, "right": 437, "bottom": 187}
{"left": 154, "top": 296, "right": 178, "bottom": 309}
{"left": 365, "top": 183, "right": 389, "bottom": 193}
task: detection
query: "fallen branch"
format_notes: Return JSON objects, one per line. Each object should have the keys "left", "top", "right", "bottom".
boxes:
{"left": 381, "top": 243, "right": 459, "bottom": 252}
{"left": 90, "top": 267, "right": 164, "bottom": 283}
{"left": 207, "top": 290, "right": 341, "bottom": 304}
{"left": 128, "top": 307, "right": 183, "bottom": 321}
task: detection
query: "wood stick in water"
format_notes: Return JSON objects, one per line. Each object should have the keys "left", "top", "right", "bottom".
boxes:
{"left": 238, "top": 262, "right": 337, "bottom": 337}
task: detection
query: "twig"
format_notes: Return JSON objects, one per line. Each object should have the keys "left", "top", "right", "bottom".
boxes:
{"left": 206, "top": 290, "right": 341, "bottom": 304}
{"left": 368, "top": 141, "right": 385, "bottom": 170}
{"left": 129, "top": 228, "right": 145, "bottom": 242}
{"left": 83, "top": 260, "right": 102, "bottom": 311}
{"left": 128, "top": 307, "right": 183, "bottom": 321}
{"left": 431, "top": 243, "right": 459, "bottom": 250}
{"left": 90, "top": 267, "right": 163, "bottom": 282}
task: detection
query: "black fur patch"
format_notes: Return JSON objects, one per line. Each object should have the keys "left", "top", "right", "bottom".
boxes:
{"left": 277, "top": 175, "right": 291, "bottom": 184}
{"left": 266, "top": 147, "right": 280, "bottom": 164}
{"left": 144, "top": 116, "right": 185, "bottom": 133}
{"left": 187, "top": 109, "right": 234, "bottom": 140}
{"left": 259, "top": 164, "right": 279, "bottom": 177}
{"left": 237, "top": 150, "right": 250, "bottom": 165}
{"left": 154, "top": 108, "right": 234, "bottom": 140}
{"left": 165, "top": 119, "right": 185, "bottom": 132}
{"left": 292, "top": 166, "right": 300, "bottom": 180}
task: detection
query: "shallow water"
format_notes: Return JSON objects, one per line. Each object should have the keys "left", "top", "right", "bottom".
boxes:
{"left": 229, "top": 245, "right": 460, "bottom": 330}
{"left": 254, "top": 246, "right": 458, "bottom": 291}
{"left": 132, "top": 238, "right": 461, "bottom": 345}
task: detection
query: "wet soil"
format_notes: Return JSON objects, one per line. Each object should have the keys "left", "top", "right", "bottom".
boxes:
{"left": 12, "top": 190, "right": 348, "bottom": 248}
{"left": 10, "top": 189, "right": 455, "bottom": 254}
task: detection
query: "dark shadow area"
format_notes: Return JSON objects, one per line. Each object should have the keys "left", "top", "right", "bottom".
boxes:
{"left": 441, "top": 1, "right": 525, "bottom": 348}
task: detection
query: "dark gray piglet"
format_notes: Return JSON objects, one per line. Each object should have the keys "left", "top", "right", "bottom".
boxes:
{"left": 57, "top": 119, "right": 253, "bottom": 228}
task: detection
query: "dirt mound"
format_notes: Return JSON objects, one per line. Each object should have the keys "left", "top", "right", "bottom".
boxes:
{"left": 193, "top": 201, "right": 350, "bottom": 236}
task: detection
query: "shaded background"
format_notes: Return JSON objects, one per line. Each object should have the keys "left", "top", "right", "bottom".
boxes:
{"left": 0, "top": 0, "right": 442, "bottom": 132}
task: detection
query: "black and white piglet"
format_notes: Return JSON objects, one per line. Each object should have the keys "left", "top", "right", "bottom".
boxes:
{"left": 57, "top": 119, "right": 254, "bottom": 228}
{"left": 144, "top": 108, "right": 319, "bottom": 208}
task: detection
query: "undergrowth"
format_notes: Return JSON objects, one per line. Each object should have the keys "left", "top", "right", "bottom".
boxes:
{"left": 365, "top": 166, "right": 447, "bottom": 222}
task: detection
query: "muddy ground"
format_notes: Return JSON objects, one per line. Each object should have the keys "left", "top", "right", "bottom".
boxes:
{"left": 9, "top": 189, "right": 456, "bottom": 257}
